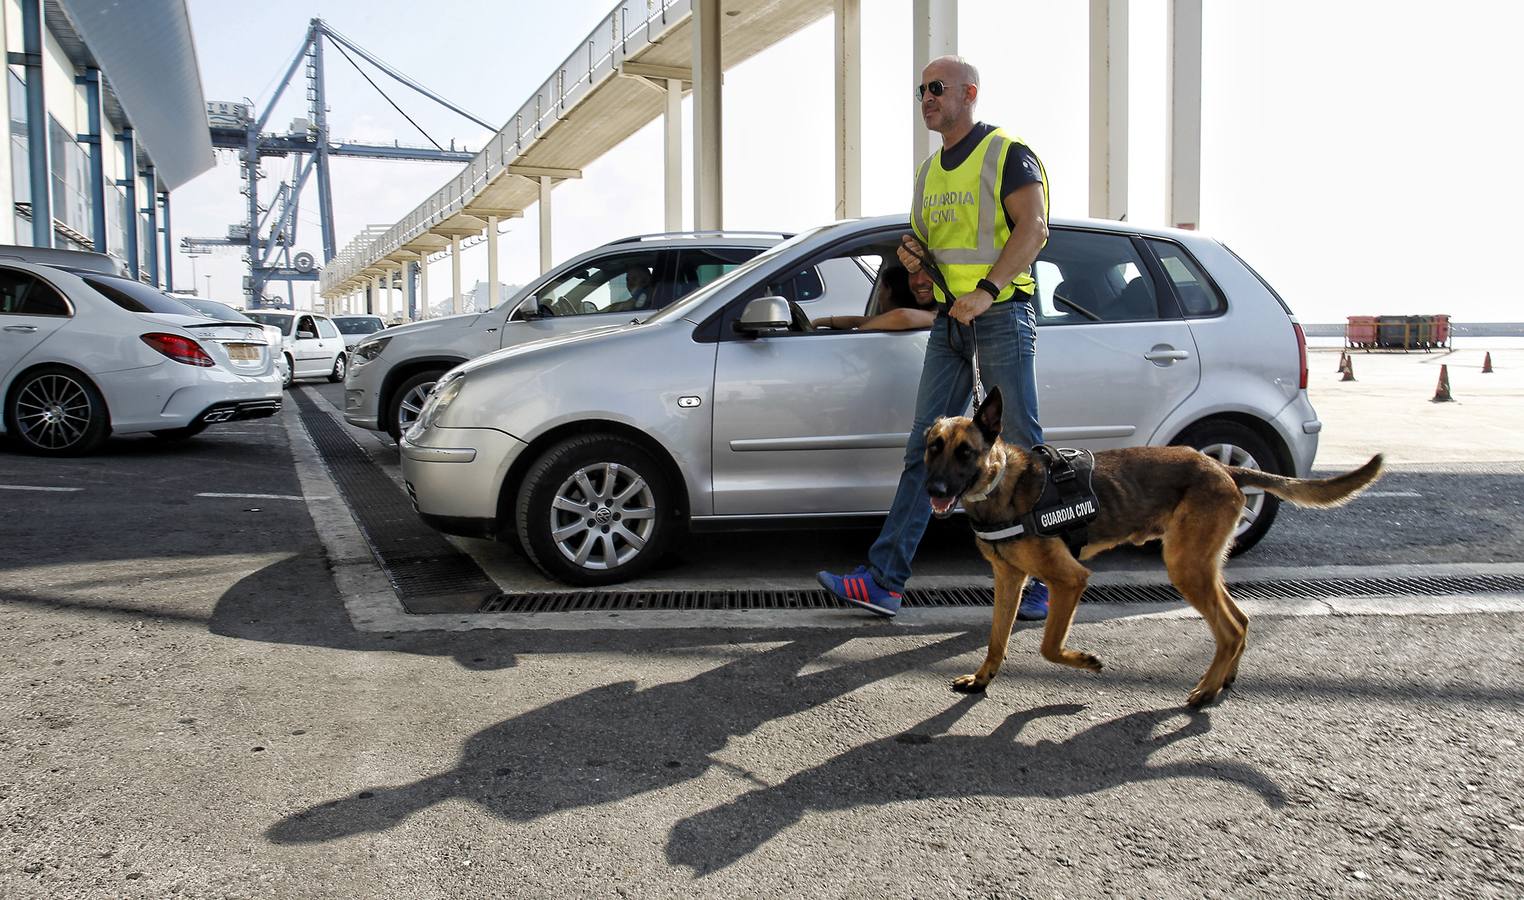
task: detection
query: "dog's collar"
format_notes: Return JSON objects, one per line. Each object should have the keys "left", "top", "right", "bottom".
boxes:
{"left": 962, "top": 456, "right": 1007, "bottom": 503}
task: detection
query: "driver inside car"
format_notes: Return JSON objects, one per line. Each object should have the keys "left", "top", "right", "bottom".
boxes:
{"left": 813, "top": 265, "right": 938, "bottom": 332}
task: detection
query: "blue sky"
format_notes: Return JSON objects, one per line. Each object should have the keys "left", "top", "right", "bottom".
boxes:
{"left": 173, "top": 0, "right": 1523, "bottom": 321}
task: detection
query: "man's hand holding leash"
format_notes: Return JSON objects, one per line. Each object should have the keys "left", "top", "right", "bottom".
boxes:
{"left": 897, "top": 235, "right": 996, "bottom": 325}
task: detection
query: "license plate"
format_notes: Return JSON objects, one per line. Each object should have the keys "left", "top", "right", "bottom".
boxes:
{"left": 227, "top": 344, "right": 260, "bottom": 361}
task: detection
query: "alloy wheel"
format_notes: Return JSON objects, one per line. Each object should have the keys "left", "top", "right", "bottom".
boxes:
{"left": 395, "top": 381, "right": 435, "bottom": 433}
{"left": 1198, "top": 441, "right": 1265, "bottom": 541}
{"left": 15, "top": 373, "right": 93, "bottom": 451}
{"left": 548, "top": 462, "right": 658, "bottom": 570}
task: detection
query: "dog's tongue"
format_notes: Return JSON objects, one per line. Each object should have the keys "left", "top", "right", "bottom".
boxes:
{"left": 929, "top": 495, "right": 956, "bottom": 515}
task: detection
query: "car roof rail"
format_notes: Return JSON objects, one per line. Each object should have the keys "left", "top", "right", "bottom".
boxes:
{"left": 606, "top": 230, "right": 793, "bottom": 245}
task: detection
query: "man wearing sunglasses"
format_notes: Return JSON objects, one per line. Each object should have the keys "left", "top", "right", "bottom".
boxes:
{"left": 818, "top": 55, "right": 1051, "bottom": 621}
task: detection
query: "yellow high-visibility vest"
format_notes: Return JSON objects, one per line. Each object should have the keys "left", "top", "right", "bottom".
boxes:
{"left": 911, "top": 128, "right": 1049, "bottom": 304}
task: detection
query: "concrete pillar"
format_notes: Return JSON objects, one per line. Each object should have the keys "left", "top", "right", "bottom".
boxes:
{"left": 405, "top": 261, "right": 417, "bottom": 320}
{"left": 419, "top": 254, "right": 430, "bottom": 318}
{"left": 382, "top": 268, "right": 393, "bottom": 319}
{"left": 451, "top": 234, "right": 463, "bottom": 314}
{"left": 1089, "top": 0, "right": 1128, "bottom": 220}
{"left": 834, "top": 0, "right": 861, "bottom": 220}
{"left": 911, "top": 0, "right": 957, "bottom": 167}
{"left": 372, "top": 273, "right": 382, "bottom": 317}
{"left": 486, "top": 216, "right": 500, "bottom": 308}
{"left": 1167, "top": 0, "right": 1202, "bottom": 230}
{"left": 538, "top": 177, "right": 552, "bottom": 274}
{"left": 692, "top": 0, "right": 722, "bottom": 230}
{"left": 664, "top": 78, "right": 683, "bottom": 231}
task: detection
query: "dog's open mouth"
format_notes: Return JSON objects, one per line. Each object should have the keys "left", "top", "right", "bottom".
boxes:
{"left": 928, "top": 494, "right": 959, "bottom": 518}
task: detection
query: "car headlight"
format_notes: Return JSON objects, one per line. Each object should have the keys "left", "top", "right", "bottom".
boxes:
{"left": 353, "top": 336, "right": 391, "bottom": 364}
{"left": 408, "top": 375, "right": 465, "bottom": 439}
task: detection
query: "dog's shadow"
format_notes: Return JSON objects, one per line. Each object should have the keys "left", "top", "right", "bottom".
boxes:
{"left": 666, "top": 698, "right": 1286, "bottom": 875}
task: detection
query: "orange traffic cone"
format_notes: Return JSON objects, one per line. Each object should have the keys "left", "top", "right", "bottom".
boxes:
{"left": 1482, "top": 352, "right": 1494, "bottom": 373}
{"left": 1337, "top": 350, "right": 1349, "bottom": 373}
{"left": 1432, "top": 364, "right": 1452, "bottom": 402}
{"left": 1340, "top": 355, "right": 1356, "bottom": 381}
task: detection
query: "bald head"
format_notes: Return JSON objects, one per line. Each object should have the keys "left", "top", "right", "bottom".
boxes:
{"left": 920, "top": 56, "right": 980, "bottom": 142}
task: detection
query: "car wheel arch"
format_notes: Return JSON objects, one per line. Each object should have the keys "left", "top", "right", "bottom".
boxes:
{"left": 4, "top": 361, "right": 113, "bottom": 425}
{"left": 1167, "top": 411, "right": 1294, "bottom": 477}
{"left": 379, "top": 357, "right": 466, "bottom": 432}
{"left": 498, "top": 419, "right": 691, "bottom": 538}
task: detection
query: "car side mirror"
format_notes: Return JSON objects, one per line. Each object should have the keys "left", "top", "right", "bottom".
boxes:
{"left": 734, "top": 296, "right": 792, "bottom": 336}
{"left": 297, "top": 329, "right": 318, "bottom": 339}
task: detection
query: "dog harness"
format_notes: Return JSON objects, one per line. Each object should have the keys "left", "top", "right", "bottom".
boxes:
{"left": 970, "top": 445, "right": 1100, "bottom": 556}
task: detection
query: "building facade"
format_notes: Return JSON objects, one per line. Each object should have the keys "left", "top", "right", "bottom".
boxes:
{"left": 0, "top": 0, "right": 212, "bottom": 285}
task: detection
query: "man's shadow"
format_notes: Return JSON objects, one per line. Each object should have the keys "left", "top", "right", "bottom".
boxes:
{"left": 265, "top": 631, "right": 984, "bottom": 844}
{"left": 666, "top": 698, "right": 1286, "bottom": 875}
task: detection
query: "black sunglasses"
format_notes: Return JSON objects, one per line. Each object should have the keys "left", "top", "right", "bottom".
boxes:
{"left": 916, "top": 79, "right": 957, "bottom": 100}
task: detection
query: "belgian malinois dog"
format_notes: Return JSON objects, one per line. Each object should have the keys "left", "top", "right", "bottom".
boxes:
{"left": 925, "top": 387, "right": 1383, "bottom": 707}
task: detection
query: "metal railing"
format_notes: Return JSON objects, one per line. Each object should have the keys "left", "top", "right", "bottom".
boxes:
{"left": 322, "top": 0, "right": 692, "bottom": 294}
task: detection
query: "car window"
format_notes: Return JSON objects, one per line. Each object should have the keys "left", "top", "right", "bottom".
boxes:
{"left": 81, "top": 274, "right": 201, "bottom": 316}
{"left": 335, "top": 316, "right": 384, "bottom": 335}
{"left": 531, "top": 251, "right": 666, "bottom": 318}
{"left": 1147, "top": 239, "right": 1227, "bottom": 317}
{"left": 244, "top": 312, "right": 294, "bottom": 335}
{"left": 675, "top": 247, "right": 763, "bottom": 298}
{"left": 317, "top": 317, "right": 340, "bottom": 339}
{"left": 0, "top": 268, "right": 70, "bottom": 316}
{"left": 182, "top": 298, "right": 254, "bottom": 322}
{"left": 1033, "top": 230, "right": 1163, "bottom": 325}
{"left": 296, "top": 315, "right": 318, "bottom": 337}
{"left": 717, "top": 232, "right": 899, "bottom": 338}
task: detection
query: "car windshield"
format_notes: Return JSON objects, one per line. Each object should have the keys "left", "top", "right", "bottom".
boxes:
{"left": 335, "top": 316, "right": 384, "bottom": 335}
{"left": 243, "top": 312, "right": 294, "bottom": 335}
{"left": 180, "top": 298, "right": 255, "bottom": 323}
{"left": 81, "top": 275, "right": 205, "bottom": 317}
{"left": 639, "top": 226, "right": 834, "bottom": 325}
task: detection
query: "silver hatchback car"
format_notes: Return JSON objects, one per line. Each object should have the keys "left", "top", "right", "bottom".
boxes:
{"left": 401, "top": 215, "right": 1318, "bottom": 586}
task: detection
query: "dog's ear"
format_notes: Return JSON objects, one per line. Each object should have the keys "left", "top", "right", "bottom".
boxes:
{"left": 974, "top": 387, "right": 1003, "bottom": 444}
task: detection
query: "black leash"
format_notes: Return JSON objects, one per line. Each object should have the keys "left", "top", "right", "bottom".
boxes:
{"left": 901, "top": 243, "right": 985, "bottom": 404}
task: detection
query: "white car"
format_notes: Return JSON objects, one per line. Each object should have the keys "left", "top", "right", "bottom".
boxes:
{"left": 0, "top": 262, "right": 281, "bottom": 455}
{"left": 331, "top": 314, "right": 387, "bottom": 351}
{"left": 242, "top": 310, "right": 349, "bottom": 388}
{"left": 178, "top": 296, "right": 291, "bottom": 387}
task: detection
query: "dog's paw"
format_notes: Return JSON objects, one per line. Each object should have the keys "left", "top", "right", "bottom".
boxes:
{"left": 951, "top": 674, "right": 988, "bottom": 694}
{"left": 1186, "top": 684, "right": 1222, "bottom": 708}
{"left": 1077, "top": 653, "right": 1103, "bottom": 673}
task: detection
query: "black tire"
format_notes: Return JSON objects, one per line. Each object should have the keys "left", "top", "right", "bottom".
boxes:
{"left": 4, "top": 365, "right": 111, "bottom": 456}
{"left": 515, "top": 434, "right": 679, "bottom": 586}
{"left": 1173, "top": 420, "right": 1283, "bottom": 555}
{"left": 328, "top": 353, "right": 347, "bottom": 383}
{"left": 282, "top": 354, "right": 295, "bottom": 389}
{"left": 387, "top": 369, "right": 445, "bottom": 441}
{"left": 151, "top": 422, "right": 209, "bottom": 442}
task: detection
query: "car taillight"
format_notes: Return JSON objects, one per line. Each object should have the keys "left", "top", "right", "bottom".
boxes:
{"left": 1292, "top": 321, "right": 1308, "bottom": 390}
{"left": 141, "top": 332, "right": 215, "bottom": 367}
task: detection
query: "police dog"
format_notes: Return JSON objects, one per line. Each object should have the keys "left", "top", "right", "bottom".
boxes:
{"left": 925, "top": 387, "right": 1383, "bottom": 707}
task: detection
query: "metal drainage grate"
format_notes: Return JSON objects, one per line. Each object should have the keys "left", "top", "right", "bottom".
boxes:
{"left": 478, "top": 573, "right": 1524, "bottom": 614}
{"left": 292, "top": 389, "right": 498, "bottom": 614}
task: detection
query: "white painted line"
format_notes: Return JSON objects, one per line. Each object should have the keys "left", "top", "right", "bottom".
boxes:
{"left": 1365, "top": 490, "right": 1423, "bottom": 498}
{"left": 195, "top": 492, "right": 331, "bottom": 501}
{"left": 0, "top": 484, "right": 83, "bottom": 492}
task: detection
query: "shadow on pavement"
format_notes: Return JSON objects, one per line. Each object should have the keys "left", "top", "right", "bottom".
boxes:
{"left": 264, "top": 633, "right": 985, "bottom": 844}
{"left": 666, "top": 699, "right": 1284, "bottom": 874}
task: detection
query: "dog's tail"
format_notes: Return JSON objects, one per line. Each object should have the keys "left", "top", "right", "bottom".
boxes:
{"left": 1227, "top": 454, "right": 1384, "bottom": 508}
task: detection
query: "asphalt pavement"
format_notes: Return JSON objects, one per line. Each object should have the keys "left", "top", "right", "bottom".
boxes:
{"left": 2, "top": 350, "right": 1523, "bottom": 897}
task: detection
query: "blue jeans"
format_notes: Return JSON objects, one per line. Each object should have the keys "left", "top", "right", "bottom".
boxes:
{"left": 867, "top": 301, "right": 1042, "bottom": 592}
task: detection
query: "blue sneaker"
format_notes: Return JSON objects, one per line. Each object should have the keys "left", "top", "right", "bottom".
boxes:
{"left": 1017, "top": 580, "right": 1049, "bottom": 621}
{"left": 817, "top": 566, "right": 902, "bottom": 617}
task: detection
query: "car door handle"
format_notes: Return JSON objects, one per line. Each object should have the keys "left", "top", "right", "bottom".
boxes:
{"left": 3, "top": 324, "right": 38, "bottom": 333}
{"left": 1143, "top": 347, "right": 1191, "bottom": 363}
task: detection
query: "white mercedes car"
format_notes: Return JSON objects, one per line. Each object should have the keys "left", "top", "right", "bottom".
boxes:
{"left": 0, "top": 262, "right": 281, "bottom": 454}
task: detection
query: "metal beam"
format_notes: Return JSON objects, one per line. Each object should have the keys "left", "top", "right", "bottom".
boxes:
{"left": 160, "top": 192, "right": 173, "bottom": 290}
{"left": 911, "top": 0, "right": 958, "bottom": 167}
{"left": 20, "top": 0, "right": 52, "bottom": 248}
{"left": 507, "top": 164, "right": 582, "bottom": 180}
{"left": 619, "top": 61, "right": 692, "bottom": 82}
{"left": 116, "top": 129, "right": 138, "bottom": 276}
{"left": 320, "top": 22, "right": 495, "bottom": 131}
{"left": 1168, "top": 0, "right": 1203, "bottom": 230}
{"left": 76, "top": 68, "right": 108, "bottom": 252}
{"left": 1089, "top": 0, "right": 1128, "bottom": 220}
{"left": 693, "top": 0, "right": 723, "bottom": 231}
{"left": 142, "top": 167, "right": 159, "bottom": 285}
{"left": 311, "top": 30, "right": 337, "bottom": 262}
{"left": 834, "top": 0, "right": 861, "bottom": 220}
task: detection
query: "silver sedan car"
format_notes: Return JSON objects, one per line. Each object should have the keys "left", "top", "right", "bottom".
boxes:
{"left": 401, "top": 215, "right": 1318, "bottom": 586}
